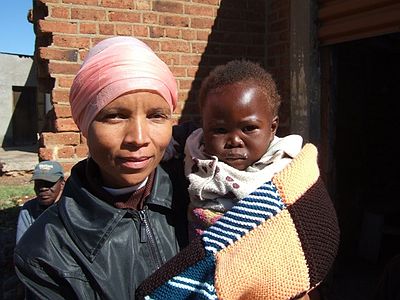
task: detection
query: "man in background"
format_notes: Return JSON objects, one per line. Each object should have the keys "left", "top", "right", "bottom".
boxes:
{"left": 16, "top": 160, "right": 65, "bottom": 243}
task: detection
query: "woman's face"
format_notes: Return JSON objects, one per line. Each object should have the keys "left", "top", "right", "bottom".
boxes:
{"left": 87, "top": 91, "right": 173, "bottom": 188}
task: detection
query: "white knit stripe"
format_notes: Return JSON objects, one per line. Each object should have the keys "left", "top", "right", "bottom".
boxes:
{"left": 203, "top": 230, "right": 235, "bottom": 246}
{"left": 174, "top": 276, "right": 216, "bottom": 292}
{"left": 219, "top": 215, "right": 258, "bottom": 229}
{"left": 208, "top": 225, "right": 242, "bottom": 240}
{"left": 204, "top": 245, "right": 218, "bottom": 254}
{"left": 241, "top": 195, "right": 282, "bottom": 206}
{"left": 144, "top": 296, "right": 153, "bottom": 300}
{"left": 212, "top": 220, "right": 249, "bottom": 233}
{"left": 202, "top": 236, "right": 226, "bottom": 249}
{"left": 225, "top": 210, "right": 267, "bottom": 222}
{"left": 168, "top": 280, "right": 217, "bottom": 299}
{"left": 232, "top": 205, "right": 277, "bottom": 217}
{"left": 246, "top": 188, "right": 280, "bottom": 199}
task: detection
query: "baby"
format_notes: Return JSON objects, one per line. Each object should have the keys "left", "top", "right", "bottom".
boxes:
{"left": 184, "top": 59, "right": 303, "bottom": 236}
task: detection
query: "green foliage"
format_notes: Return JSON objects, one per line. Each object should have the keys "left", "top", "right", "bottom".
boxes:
{"left": 0, "top": 184, "right": 35, "bottom": 210}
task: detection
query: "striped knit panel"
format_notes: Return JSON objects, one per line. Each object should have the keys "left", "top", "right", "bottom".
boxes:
{"left": 214, "top": 209, "right": 310, "bottom": 300}
{"left": 202, "top": 181, "right": 285, "bottom": 254}
{"left": 135, "top": 237, "right": 207, "bottom": 299}
{"left": 144, "top": 254, "right": 217, "bottom": 300}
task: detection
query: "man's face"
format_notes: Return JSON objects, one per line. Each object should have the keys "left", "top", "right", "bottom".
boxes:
{"left": 87, "top": 91, "right": 173, "bottom": 188}
{"left": 34, "top": 179, "right": 64, "bottom": 207}
{"left": 202, "top": 82, "right": 278, "bottom": 171}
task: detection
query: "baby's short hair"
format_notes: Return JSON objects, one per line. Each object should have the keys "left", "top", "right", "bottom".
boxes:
{"left": 198, "top": 59, "right": 281, "bottom": 115}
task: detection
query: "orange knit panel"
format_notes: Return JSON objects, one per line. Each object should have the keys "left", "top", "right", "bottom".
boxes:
{"left": 214, "top": 209, "right": 310, "bottom": 300}
{"left": 273, "top": 144, "right": 319, "bottom": 205}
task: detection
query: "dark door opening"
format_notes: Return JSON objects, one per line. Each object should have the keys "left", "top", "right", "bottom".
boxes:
{"left": 332, "top": 32, "right": 400, "bottom": 263}
{"left": 11, "top": 86, "right": 38, "bottom": 147}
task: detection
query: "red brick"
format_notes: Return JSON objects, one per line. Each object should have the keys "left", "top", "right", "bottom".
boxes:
{"left": 165, "top": 27, "right": 180, "bottom": 38}
{"left": 116, "top": 24, "right": 133, "bottom": 35}
{"left": 42, "top": 132, "right": 81, "bottom": 146}
{"left": 159, "top": 15, "right": 189, "bottom": 27}
{"left": 191, "top": 17, "right": 215, "bottom": 29}
{"left": 52, "top": 89, "right": 70, "bottom": 102}
{"left": 108, "top": 11, "right": 141, "bottom": 23}
{"left": 170, "top": 66, "right": 186, "bottom": 77}
{"left": 102, "top": 0, "right": 134, "bottom": 9}
{"left": 80, "top": 23, "right": 97, "bottom": 34}
{"left": 153, "top": 1, "right": 183, "bottom": 14}
{"left": 71, "top": 8, "right": 106, "bottom": 21}
{"left": 38, "top": 20, "right": 78, "bottom": 34}
{"left": 55, "top": 118, "right": 79, "bottom": 132}
{"left": 135, "top": 0, "right": 151, "bottom": 10}
{"left": 196, "top": 30, "right": 210, "bottom": 41}
{"left": 143, "top": 13, "right": 158, "bottom": 24}
{"left": 57, "top": 77, "right": 74, "bottom": 88}
{"left": 54, "top": 104, "right": 72, "bottom": 118}
{"left": 184, "top": 4, "right": 215, "bottom": 17}
{"left": 50, "top": 7, "right": 70, "bottom": 19}
{"left": 133, "top": 26, "right": 148, "bottom": 37}
{"left": 48, "top": 62, "right": 81, "bottom": 75}
{"left": 158, "top": 53, "right": 180, "bottom": 65}
{"left": 181, "top": 29, "right": 197, "bottom": 40}
{"left": 53, "top": 35, "right": 91, "bottom": 48}
{"left": 191, "top": 0, "right": 219, "bottom": 5}
{"left": 57, "top": 146, "right": 75, "bottom": 158}
{"left": 191, "top": 41, "right": 207, "bottom": 54}
{"left": 39, "top": 47, "right": 78, "bottom": 61}
{"left": 181, "top": 54, "right": 201, "bottom": 65}
{"left": 149, "top": 27, "right": 165, "bottom": 38}
{"left": 63, "top": 0, "right": 98, "bottom": 4}
{"left": 39, "top": 147, "right": 56, "bottom": 160}
{"left": 99, "top": 23, "right": 115, "bottom": 35}
{"left": 160, "top": 40, "right": 190, "bottom": 53}
{"left": 75, "top": 144, "right": 89, "bottom": 157}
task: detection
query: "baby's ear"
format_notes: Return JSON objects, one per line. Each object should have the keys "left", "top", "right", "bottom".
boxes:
{"left": 271, "top": 116, "right": 279, "bottom": 133}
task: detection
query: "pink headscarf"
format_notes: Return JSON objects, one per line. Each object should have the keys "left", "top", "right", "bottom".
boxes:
{"left": 69, "top": 36, "right": 178, "bottom": 137}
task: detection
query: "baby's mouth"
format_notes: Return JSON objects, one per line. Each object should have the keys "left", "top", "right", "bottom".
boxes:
{"left": 224, "top": 151, "right": 248, "bottom": 160}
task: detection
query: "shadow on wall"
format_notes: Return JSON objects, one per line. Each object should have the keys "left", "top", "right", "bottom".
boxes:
{"left": 179, "top": 0, "right": 266, "bottom": 125}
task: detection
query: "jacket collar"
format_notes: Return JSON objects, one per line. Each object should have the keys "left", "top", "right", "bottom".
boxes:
{"left": 58, "top": 159, "right": 173, "bottom": 262}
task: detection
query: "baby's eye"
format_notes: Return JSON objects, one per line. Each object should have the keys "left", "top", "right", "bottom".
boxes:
{"left": 212, "top": 128, "right": 227, "bottom": 134}
{"left": 242, "top": 125, "right": 258, "bottom": 133}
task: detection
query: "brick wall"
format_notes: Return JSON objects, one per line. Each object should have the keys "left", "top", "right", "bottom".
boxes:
{"left": 31, "top": 0, "right": 291, "bottom": 174}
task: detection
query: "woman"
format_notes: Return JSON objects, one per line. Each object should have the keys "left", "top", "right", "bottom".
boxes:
{"left": 14, "top": 36, "right": 189, "bottom": 299}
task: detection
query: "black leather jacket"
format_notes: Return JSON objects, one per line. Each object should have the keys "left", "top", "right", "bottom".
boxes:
{"left": 14, "top": 159, "right": 188, "bottom": 300}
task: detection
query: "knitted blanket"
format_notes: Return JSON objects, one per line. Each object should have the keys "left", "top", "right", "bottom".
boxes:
{"left": 136, "top": 144, "right": 340, "bottom": 300}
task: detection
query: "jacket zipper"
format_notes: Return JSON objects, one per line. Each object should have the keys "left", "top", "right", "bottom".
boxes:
{"left": 138, "top": 207, "right": 164, "bottom": 269}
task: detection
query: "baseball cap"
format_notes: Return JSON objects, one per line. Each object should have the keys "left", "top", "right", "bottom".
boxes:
{"left": 31, "top": 161, "right": 64, "bottom": 182}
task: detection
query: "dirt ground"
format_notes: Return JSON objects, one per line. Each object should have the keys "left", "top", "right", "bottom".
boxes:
{"left": 0, "top": 174, "right": 32, "bottom": 186}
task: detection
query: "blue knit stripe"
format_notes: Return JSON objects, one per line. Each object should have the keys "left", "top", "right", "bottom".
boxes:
{"left": 203, "top": 181, "right": 284, "bottom": 253}
{"left": 145, "top": 254, "right": 217, "bottom": 300}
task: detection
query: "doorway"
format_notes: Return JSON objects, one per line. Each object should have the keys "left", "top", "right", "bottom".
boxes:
{"left": 11, "top": 86, "right": 38, "bottom": 147}
{"left": 330, "top": 32, "right": 400, "bottom": 263}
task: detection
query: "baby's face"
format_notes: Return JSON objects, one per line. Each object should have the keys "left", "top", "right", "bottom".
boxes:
{"left": 202, "top": 82, "right": 278, "bottom": 170}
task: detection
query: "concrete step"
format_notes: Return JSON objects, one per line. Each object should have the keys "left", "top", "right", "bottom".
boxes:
{"left": 0, "top": 146, "right": 39, "bottom": 176}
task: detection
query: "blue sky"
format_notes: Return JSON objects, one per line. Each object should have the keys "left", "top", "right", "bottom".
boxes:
{"left": 0, "top": 1, "right": 35, "bottom": 55}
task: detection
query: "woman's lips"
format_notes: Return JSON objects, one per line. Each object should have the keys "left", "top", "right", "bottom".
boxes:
{"left": 119, "top": 156, "right": 152, "bottom": 169}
